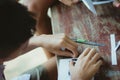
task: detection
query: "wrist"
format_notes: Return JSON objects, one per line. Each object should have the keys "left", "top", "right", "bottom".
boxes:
{"left": 28, "top": 35, "right": 43, "bottom": 48}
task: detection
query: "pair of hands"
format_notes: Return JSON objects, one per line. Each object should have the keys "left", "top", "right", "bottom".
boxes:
{"left": 29, "top": 34, "right": 103, "bottom": 80}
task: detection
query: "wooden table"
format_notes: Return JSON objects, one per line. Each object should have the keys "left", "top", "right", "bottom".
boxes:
{"left": 50, "top": 2, "right": 120, "bottom": 80}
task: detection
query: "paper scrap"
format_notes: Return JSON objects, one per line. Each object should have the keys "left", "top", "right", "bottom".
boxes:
{"left": 11, "top": 74, "right": 30, "bottom": 80}
{"left": 110, "top": 34, "right": 117, "bottom": 65}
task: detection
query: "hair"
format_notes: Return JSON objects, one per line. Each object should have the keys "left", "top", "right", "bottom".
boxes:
{"left": 0, "top": 0, "right": 36, "bottom": 58}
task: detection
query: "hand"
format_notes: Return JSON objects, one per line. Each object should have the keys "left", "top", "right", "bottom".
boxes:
{"left": 113, "top": 0, "right": 120, "bottom": 8}
{"left": 59, "top": 0, "right": 79, "bottom": 6}
{"left": 29, "top": 33, "right": 79, "bottom": 57}
{"left": 69, "top": 48, "right": 103, "bottom": 80}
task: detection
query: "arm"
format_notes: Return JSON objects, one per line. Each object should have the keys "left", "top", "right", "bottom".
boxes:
{"left": 42, "top": 56, "right": 57, "bottom": 80}
{"left": 21, "top": 33, "right": 79, "bottom": 58}
{"left": 20, "top": 0, "right": 57, "bottom": 18}
{"left": 19, "top": 0, "right": 57, "bottom": 35}
{"left": 69, "top": 48, "right": 103, "bottom": 80}
{"left": 20, "top": 0, "right": 79, "bottom": 35}
{"left": 20, "top": 0, "right": 79, "bottom": 18}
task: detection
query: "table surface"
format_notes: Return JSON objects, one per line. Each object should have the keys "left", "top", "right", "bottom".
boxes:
{"left": 51, "top": 2, "right": 120, "bottom": 80}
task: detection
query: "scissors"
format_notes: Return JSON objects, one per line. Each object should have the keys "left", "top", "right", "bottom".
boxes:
{"left": 72, "top": 38, "right": 105, "bottom": 46}
{"left": 82, "top": 0, "right": 114, "bottom": 15}
{"left": 61, "top": 38, "right": 105, "bottom": 51}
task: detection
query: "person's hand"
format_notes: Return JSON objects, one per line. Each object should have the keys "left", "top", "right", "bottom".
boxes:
{"left": 69, "top": 48, "right": 103, "bottom": 80}
{"left": 59, "top": 0, "right": 79, "bottom": 6}
{"left": 29, "top": 33, "right": 79, "bottom": 57}
{"left": 113, "top": 0, "right": 120, "bottom": 8}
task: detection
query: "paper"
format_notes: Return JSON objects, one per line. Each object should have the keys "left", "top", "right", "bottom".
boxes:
{"left": 58, "top": 58, "right": 71, "bottom": 80}
{"left": 110, "top": 34, "right": 117, "bottom": 65}
{"left": 11, "top": 74, "right": 30, "bottom": 80}
{"left": 115, "top": 41, "right": 120, "bottom": 51}
{"left": 57, "top": 58, "right": 94, "bottom": 80}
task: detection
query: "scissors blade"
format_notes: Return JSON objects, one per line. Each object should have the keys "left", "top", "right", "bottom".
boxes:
{"left": 93, "top": 0, "right": 114, "bottom": 5}
{"left": 82, "top": 0, "right": 97, "bottom": 14}
{"left": 72, "top": 39, "right": 105, "bottom": 46}
{"left": 82, "top": 41, "right": 105, "bottom": 46}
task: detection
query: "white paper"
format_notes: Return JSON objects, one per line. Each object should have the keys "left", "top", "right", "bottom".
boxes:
{"left": 110, "top": 34, "right": 117, "bottom": 65}
{"left": 58, "top": 59, "right": 71, "bottom": 80}
{"left": 11, "top": 74, "right": 30, "bottom": 80}
{"left": 57, "top": 58, "right": 94, "bottom": 80}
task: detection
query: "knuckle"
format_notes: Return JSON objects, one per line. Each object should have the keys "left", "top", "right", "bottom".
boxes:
{"left": 96, "top": 53, "right": 100, "bottom": 57}
{"left": 59, "top": 39, "right": 65, "bottom": 45}
{"left": 71, "top": 46, "right": 77, "bottom": 50}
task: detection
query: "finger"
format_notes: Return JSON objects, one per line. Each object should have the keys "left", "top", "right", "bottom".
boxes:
{"left": 86, "top": 48, "right": 96, "bottom": 60}
{"left": 65, "top": 37, "right": 78, "bottom": 51}
{"left": 94, "top": 60, "right": 103, "bottom": 70}
{"left": 67, "top": 39, "right": 83, "bottom": 54}
{"left": 78, "top": 48, "right": 91, "bottom": 60}
{"left": 91, "top": 53, "right": 101, "bottom": 64}
{"left": 56, "top": 50, "right": 73, "bottom": 57}
{"left": 59, "top": 34, "right": 78, "bottom": 57}
{"left": 64, "top": 42, "right": 79, "bottom": 57}
{"left": 65, "top": 36, "right": 78, "bottom": 48}
{"left": 69, "top": 60, "right": 74, "bottom": 72}
{"left": 65, "top": 37, "right": 79, "bottom": 55}
{"left": 69, "top": 61, "right": 74, "bottom": 68}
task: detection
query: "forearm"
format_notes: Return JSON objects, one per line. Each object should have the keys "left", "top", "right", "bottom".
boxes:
{"left": 18, "top": 35, "right": 43, "bottom": 54}
{"left": 24, "top": 34, "right": 53, "bottom": 51}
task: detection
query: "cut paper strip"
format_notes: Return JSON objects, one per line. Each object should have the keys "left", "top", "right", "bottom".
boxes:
{"left": 110, "top": 34, "right": 117, "bottom": 65}
{"left": 115, "top": 41, "right": 120, "bottom": 51}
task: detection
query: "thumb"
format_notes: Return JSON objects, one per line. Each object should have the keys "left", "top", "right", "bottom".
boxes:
{"left": 59, "top": 50, "right": 73, "bottom": 57}
{"left": 69, "top": 60, "right": 74, "bottom": 71}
